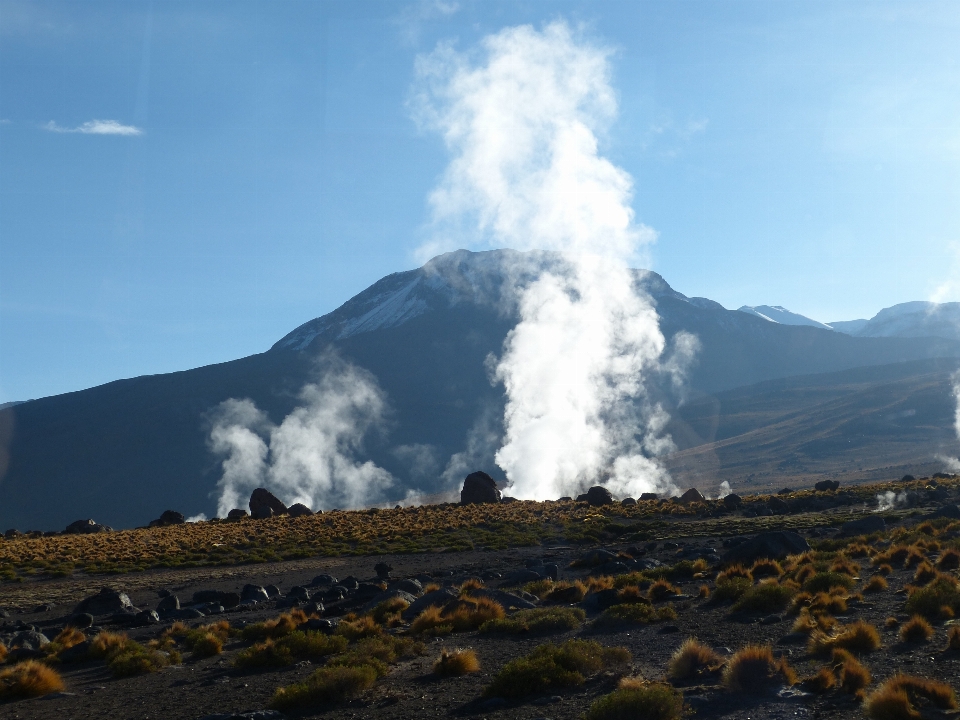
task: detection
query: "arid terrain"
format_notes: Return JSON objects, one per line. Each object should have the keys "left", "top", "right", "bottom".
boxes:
{"left": 3, "top": 476, "right": 960, "bottom": 720}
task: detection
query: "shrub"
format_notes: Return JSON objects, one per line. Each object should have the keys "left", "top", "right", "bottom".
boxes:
{"left": 242, "top": 609, "right": 310, "bottom": 642}
{"left": 750, "top": 559, "right": 783, "bottom": 578}
{"left": 885, "top": 617, "right": 900, "bottom": 630}
{"left": 947, "top": 626, "right": 960, "bottom": 651}
{"left": 716, "top": 565, "right": 753, "bottom": 583}
{"left": 698, "top": 585, "right": 710, "bottom": 599}
{"left": 648, "top": 579, "right": 680, "bottom": 602}
{"left": 583, "top": 679, "right": 683, "bottom": 720}
{"left": 803, "top": 572, "right": 855, "bottom": 594}
{"left": 616, "top": 585, "right": 650, "bottom": 605}
{"left": 459, "top": 578, "right": 484, "bottom": 594}
{"left": 808, "top": 621, "right": 881, "bottom": 655}
{"left": 830, "top": 556, "right": 860, "bottom": 576}
{"left": 792, "top": 609, "right": 834, "bottom": 635}
{"left": 913, "top": 562, "right": 938, "bottom": 586}
{"left": 722, "top": 645, "right": 796, "bottom": 694}
{"left": 433, "top": 648, "right": 480, "bottom": 677}
{"left": 370, "top": 597, "right": 409, "bottom": 626}
{"left": 270, "top": 665, "right": 377, "bottom": 710}
{"left": 0, "top": 661, "right": 64, "bottom": 699}
{"left": 594, "top": 603, "right": 677, "bottom": 629}
{"left": 235, "top": 632, "right": 348, "bottom": 669}
{"left": 480, "top": 607, "right": 585, "bottom": 635}
{"left": 899, "top": 616, "right": 933, "bottom": 644}
{"left": 0, "top": 643, "right": 6, "bottom": 664}
{"left": 335, "top": 615, "right": 384, "bottom": 641}
{"left": 711, "top": 577, "right": 752, "bottom": 604}
{"left": 938, "top": 549, "right": 960, "bottom": 570}
{"left": 523, "top": 579, "right": 555, "bottom": 599}
{"left": 410, "top": 596, "right": 504, "bottom": 636}
{"left": 833, "top": 649, "right": 871, "bottom": 697}
{"left": 905, "top": 575, "right": 960, "bottom": 619}
{"left": 800, "top": 668, "right": 836, "bottom": 693}
{"left": 732, "top": 581, "right": 794, "bottom": 614}
{"left": 864, "top": 575, "right": 888, "bottom": 593}
{"left": 667, "top": 638, "right": 723, "bottom": 681}
{"left": 864, "top": 674, "right": 958, "bottom": 719}
{"left": 108, "top": 645, "right": 175, "bottom": 677}
{"left": 544, "top": 580, "right": 587, "bottom": 603}
{"left": 329, "top": 636, "right": 423, "bottom": 676}
{"left": 877, "top": 563, "right": 894, "bottom": 575}
{"left": 88, "top": 631, "right": 133, "bottom": 660}
{"left": 485, "top": 640, "right": 631, "bottom": 699}
{"left": 191, "top": 633, "right": 223, "bottom": 658}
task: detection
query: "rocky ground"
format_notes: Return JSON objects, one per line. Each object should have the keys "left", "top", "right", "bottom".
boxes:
{"left": 3, "top": 480, "right": 960, "bottom": 719}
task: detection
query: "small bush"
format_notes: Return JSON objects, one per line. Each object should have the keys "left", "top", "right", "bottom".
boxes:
{"left": 648, "top": 579, "right": 680, "bottom": 602}
{"left": 411, "top": 596, "right": 504, "bottom": 636}
{"left": 270, "top": 665, "right": 377, "bottom": 710}
{"left": 235, "top": 631, "right": 348, "bottom": 669}
{"left": 864, "top": 674, "right": 958, "bottom": 719}
{"left": 711, "top": 577, "right": 752, "bottom": 604}
{"left": 0, "top": 643, "right": 6, "bottom": 664}
{"left": 485, "top": 640, "right": 631, "bottom": 699}
{"left": 433, "top": 648, "right": 480, "bottom": 677}
{"left": 716, "top": 565, "right": 753, "bottom": 583}
{"left": 594, "top": 603, "right": 677, "bottom": 629}
{"left": 242, "top": 609, "right": 310, "bottom": 642}
{"left": 905, "top": 575, "right": 960, "bottom": 620}
{"left": 899, "top": 615, "right": 933, "bottom": 644}
{"left": 329, "top": 636, "right": 423, "bottom": 676}
{"left": 803, "top": 572, "right": 855, "bottom": 594}
{"left": 583, "top": 679, "right": 683, "bottom": 720}
{"left": 0, "top": 661, "right": 64, "bottom": 699}
{"left": 336, "top": 615, "right": 384, "bottom": 641}
{"left": 914, "top": 562, "right": 938, "bottom": 586}
{"left": 732, "top": 581, "right": 795, "bottom": 614}
{"left": 864, "top": 575, "right": 888, "bottom": 593}
{"left": 191, "top": 633, "right": 223, "bottom": 658}
{"left": 947, "top": 626, "right": 960, "bottom": 651}
{"left": 698, "top": 585, "right": 710, "bottom": 599}
{"left": 544, "top": 580, "right": 587, "bottom": 603}
{"left": 88, "top": 631, "right": 133, "bottom": 660}
{"left": 667, "top": 638, "right": 723, "bottom": 681}
{"left": 832, "top": 649, "right": 871, "bottom": 696}
{"left": 480, "top": 607, "right": 585, "bottom": 635}
{"left": 523, "top": 579, "right": 555, "bottom": 599}
{"left": 722, "top": 645, "right": 796, "bottom": 694}
{"left": 885, "top": 617, "right": 900, "bottom": 630}
{"left": 792, "top": 609, "right": 835, "bottom": 635}
{"left": 938, "top": 549, "right": 960, "bottom": 570}
{"left": 370, "top": 597, "right": 409, "bottom": 627}
{"left": 801, "top": 667, "right": 836, "bottom": 693}
{"left": 808, "top": 621, "right": 881, "bottom": 656}
{"left": 750, "top": 559, "right": 783, "bottom": 578}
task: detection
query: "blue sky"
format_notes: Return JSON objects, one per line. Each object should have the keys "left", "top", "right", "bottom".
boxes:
{"left": 2, "top": 0, "right": 959, "bottom": 403}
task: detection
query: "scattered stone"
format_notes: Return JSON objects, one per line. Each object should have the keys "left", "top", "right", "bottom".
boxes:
{"left": 723, "top": 494, "right": 742, "bottom": 508}
{"left": 227, "top": 509, "right": 249, "bottom": 520}
{"left": 363, "top": 589, "right": 418, "bottom": 612}
{"left": 815, "top": 480, "right": 840, "bottom": 492}
{"left": 339, "top": 576, "right": 360, "bottom": 591}
{"left": 768, "top": 497, "right": 789, "bottom": 514}
{"left": 157, "top": 595, "right": 180, "bottom": 613}
{"left": 287, "top": 503, "right": 313, "bottom": 517}
{"left": 135, "top": 610, "right": 160, "bottom": 626}
{"left": 677, "top": 488, "right": 705, "bottom": 504}
{"left": 777, "top": 632, "right": 808, "bottom": 645}
{"left": 499, "top": 569, "right": 543, "bottom": 586}
{"left": 901, "top": 474, "right": 916, "bottom": 482}
{"left": 59, "top": 639, "right": 93, "bottom": 663}
{"left": 249, "top": 488, "right": 288, "bottom": 519}
{"left": 392, "top": 578, "right": 422, "bottom": 596}
{"left": 241, "top": 585, "right": 269, "bottom": 603}
{"left": 472, "top": 588, "right": 537, "bottom": 610}
{"left": 839, "top": 516, "right": 886, "bottom": 536}
{"left": 63, "top": 519, "right": 112, "bottom": 534}
{"left": 354, "top": 583, "right": 384, "bottom": 601}
{"left": 375, "top": 561, "right": 393, "bottom": 579}
{"left": 578, "top": 549, "right": 618, "bottom": 567}
{"left": 311, "top": 574, "right": 338, "bottom": 587}
{"left": 760, "top": 614, "right": 783, "bottom": 625}
{"left": 402, "top": 589, "right": 458, "bottom": 620}
{"left": 287, "top": 586, "right": 311, "bottom": 601}
{"left": 149, "top": 510, "right": 185, "bottom": 527}
{"left": 301, "top": 618, "right": 337, "bottom": 634}
{"left": 198, "top": 711, "right": 288, "bottom": 720}
{"left": 460, "top": 471, "right": 502, "bottom": 505}
{"left": 265, "top": 585, "right": 281, "bottom": 598}
{"left": 778, "top": 487, "right": 793, "bottom": 494}
{"left": 66, "top": 613, "right": 93, "bottom": 629}
{"left": 640, "top": 492, "right": 659, "bottom": 500}
{"left": 74, "top": 588, "right": 133, "bottom": 616}
{"left": 930, "top": 504, "right": 960, "bottom": 520}
{"left": 621, "top": 497, "right": 637, "bottom": 506}
{"left": 578, "top": 486, "right": 614, "bottom": 506}
{"left": 721, "top": 531, "right": 810, "bottom": 565}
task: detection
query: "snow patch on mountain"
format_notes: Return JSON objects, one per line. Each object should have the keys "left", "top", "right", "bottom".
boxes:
{"left": 737, "top": 305, "right": 833, "bottom": 330}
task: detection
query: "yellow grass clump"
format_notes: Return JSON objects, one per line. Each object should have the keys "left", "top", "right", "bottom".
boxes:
{"left": 0, "top": 661, "right": 65, "bottom": 699}
{"left": 900, "top": 615, "right": 934, "bottom": 644}
{"left": 433, "top": 648, "right": 480, "bottom": 676}
{"left": 667, "top": 638, "right": 724, "bottom": 681}
{"left": 864, "top": 575, "right": 888, "bottom": 593}
{"left": 722, "top": 645, "right": 796, "bottom": 694}
{"left": 808, "top": 620, "right": 881, "bottom": 656}
{"left": 411, "top": 596, "right": 505, "bottom": 636}
{"left": 864, "top": 674, "right": 958, "bottom": 719}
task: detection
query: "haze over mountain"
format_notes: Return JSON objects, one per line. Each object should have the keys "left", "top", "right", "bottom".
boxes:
{"left": 1, "top": 249, "right": 959, "bottom": 531}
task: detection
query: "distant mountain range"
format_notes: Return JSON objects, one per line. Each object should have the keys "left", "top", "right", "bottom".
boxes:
{"left": 738, "top": 301, "right": 960, "bottom": 342}
{"left": 2, "top": 249, "right": 959, "bottom": 531}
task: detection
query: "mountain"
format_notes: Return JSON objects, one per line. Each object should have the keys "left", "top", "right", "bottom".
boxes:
{"left": 737, "top": 305, "right": 833, "bottom": 330}
{"left": 828, "top": 319, "right": 869, "bottom": 334}
{"left": 2, "top": 249, "right": 960, "bottom": 531}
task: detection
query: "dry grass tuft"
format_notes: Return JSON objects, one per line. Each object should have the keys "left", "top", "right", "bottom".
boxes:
{"left": 270, "top": 665, "right": 377, "bottom": 710}
{"left": 864, "top": 674, "right": 958, "bottom": 719}
{"left": 667, "top": 638, "right": 724, "bottom": 681}
{"left": 732, "top": 580, "right": 795, "bottom": 614}
{"left": 864, "top": 575, "right": 888, "bottom": 593}
{"left": 370, "top": 597, "right": 409, "bottom": 627}
{"left": 938, "top": 549, "right": 960, "bottom": 570}
{"left": 913, "top": 561, "right": 938, "bottom": 586}
{"left": 583, "top": 679, "right": 683, "bottom": 720}
{"left": 716, "top": 565, "right": 752, "bottom": 583}
{"left": 242, "top": 609, "right": 310, "bottom": 642}
{"left": 0, "top": 643, "right": 6, "bottom": 664}
{"left": 885, "top": 616, "right": 900, "bottom": 630}
{"left": 433, "top": 648, "right": 480, "bottom": 677}
{"left": 480, "top": 607, "right": 584, "bottom": 635}
{"left": 648, "top": 579, "right": 680, "bottom": 602}
{"left": 792, "top": 609, "right": 835, "bottom": 635}
{"left": 750, "top": 559, "right": 783, "bottom": 578}
{"left": 800, "top": 667, "right": 836, "bottom": 693}
{"left": 808, "top": 620, "right": 881, "bottom": 656}
{"left": 698, "top": 584, "right": 710, "bottom": 599}
{"left": 832, "top": 648, "right": 871, "bottom": 697}
{"left": 336, "top": 615, "right": 384, "bottom": 641}
{"left": 947, "top": 626, "right": 960, "bottom": 651}
{"left": 722, "top": 645, "right": 796, "bottom": 694}
{"left": 411, "top": 596, "right": 504, "bottom": 636}
{"left": 0, "top": 661, "right": 64, "bottom": 699}
{"left": 899, "top": 615, "right": 934, "bottom": 644}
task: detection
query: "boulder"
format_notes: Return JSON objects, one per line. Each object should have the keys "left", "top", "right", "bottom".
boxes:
{"left": 929, "top": 504, "right": 960, "bottom": 520}
{"left": 721, "top": 531, "right": 810, "bottom": 565}
{"left": 287, "top": 503, "right": 313, "bottom": 518}
{"left": 149, "top": 510, "right": 185, "bottom": 527}
{"left": 577, "top": 548, "right": 618, "bottom": 567}
{"left": 227, "top": 509, "right": 249, "bottom": 520}
{"left": 402, "top": 589, "right": 459, "bottom": 620}
{"left": 581, "top": 486, "right": 615, "bottom": 506}
{"left": 392, "top": 578, "right": 422, "bottom": 596}
{"left": 311, "top": 574, "right": 338, "bottom": 587}
{"left": 676, "top": 488, "right": 705, "bottom": 504}
{"left": 460, "top": 471, "right": 502, "bottom": 505}
{"left": 64, "top": 519, "right": 112, "bottom": 534}
{"left": 192, "top": 590, "right": 240, "bottom": 608}
{"left": 814, "top": 480, "right": 840, "bottom": 492}
{"left": 241, "top": 585, "right": 269, "bottom": 603}
{"left": 288, "top": 586, "right": 311, "bottom": 601}
{"left": 471, "top": 588, "right": 537, "bottom": 610}
{"left": 362, "top": 589, "right": 418, "bottom": 612}
{"left": 639, "top": 492, "right": 659, "bottom": 500}
{"left": 768, "top": 497, "right": 789, "bottom": 515}
{"left": 723, "top": 494, "right": 742, "bottom": 508}
{"left": 374, "top": 561, "right": 393, "bottom": 579}
{"left": 66, "top": 613, "right": 94, "bottom": 629}
{"left": 354, "top": 582, "right": 385, "bottom": 601}
{"left": 157, "top": 595, "right": 180, "bottom": 613}
{"left": 499, "top": 569, "right": 543, "bottom": 587}
{"left": 621, "top": 497, "right": 637, "bottom": 506}
{"left": 74, "top": 587, "right": 133, "bottom": 616}
{"left": 839, "top": 516, "right": 886, "bottom": 536}
{"left": 249, "top": 488, "right": 287, "bottom": 519}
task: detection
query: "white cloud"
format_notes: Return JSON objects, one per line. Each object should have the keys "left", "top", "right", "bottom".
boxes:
{"left": 43, "top": 119, "right": 143, "bottom": 136}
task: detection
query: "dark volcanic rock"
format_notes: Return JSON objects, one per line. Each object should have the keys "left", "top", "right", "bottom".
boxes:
{"left": 580, "top": 486, "right": 614, "bottom": 506}
{"left": 721, "top": 531, "right": 810, "bottom": 565}
{"left": 288, "top": 586, "right": 311, "bottom": 601}
{"left": 930, "top": 504, "right": 960, "bottom": 520}
{"left": 460, "top": 471, "right": 501, "bottom": 505}
{"left": 839, "top": 515, "right": 886, "bottom": 536}
{"left": 64, "top": 519, "right": 112, "bottom": 534}
{"left": 66, "top": 613, "right": 94, "bottom": 629}
{"left": 192, "top": 590, "right": 240, "bottom": 609}
{"left": 157, "top": 595, "right": 180, "bottom": 613}
{"left": 249, "top": 488, "right": 287, "bottom": 519}
{"left": 227, "top": 508, "right": 249, "bottom": 520}
{"left": 621, "top": 497, "right": 637, "bottom": 506}
{"left": 75, "top": 587, "right": 133, "bottom": 616}
{"left": 375, "top": 561, "right": 393, "bottom": 579}
{"left": 392, "top": 578, "right": 423, "bottom": 596}
{"left": 640, "top": 492, "right": 659, "bottom": 500}
{"left": 149, "top": 510, "right": 185, "bottom": 527}
{"left": 402, "top": 589, "right": 458, "bottom": 620}
{"left": 241, "top": 585, "right": 270, "bottom": 603}
{"left": 723, "top": 493, "right": 742, "bottom": 508}
{"left": 287, "top": 503, "right": 313, "bottom": 517}
{"left": 311, "top": 574, "right": 338, "bottom": 587}
{"left": 815, "top": 480, "right": 840, "bottom": 492}
{"left": 768, "top": 497, "right": 789, "bottom": 515}
{"left": 677, "top": 488, "right": 705, "bottom": 504}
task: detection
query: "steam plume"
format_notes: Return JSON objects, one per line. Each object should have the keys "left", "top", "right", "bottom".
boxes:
{"left": 209, "top": 356, "right": 393, "bottom": 516}
{"left": 415, "top": 22, "right": 680, "bottom": 499}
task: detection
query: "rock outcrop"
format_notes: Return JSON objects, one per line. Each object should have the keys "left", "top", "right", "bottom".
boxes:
{"left": 249, "top": 488, "right": 287, "bottom": 519}
{"left": 460, "top": 471, "right": 501, "bottom": 505}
